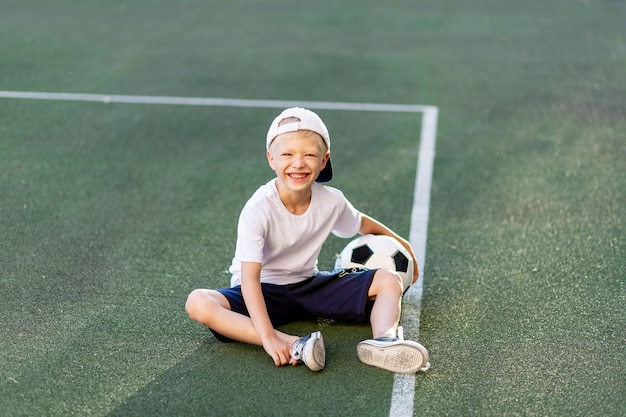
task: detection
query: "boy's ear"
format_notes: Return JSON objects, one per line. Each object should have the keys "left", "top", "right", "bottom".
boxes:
{"left": 321, "top": 152, "right": 330, "bottom": 168}
{"left": 266, "top": 151, "right": 276, "bottom": 171}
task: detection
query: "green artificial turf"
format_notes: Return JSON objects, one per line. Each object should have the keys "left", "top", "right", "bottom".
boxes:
{"left": 1, "top": 1, "right": 624, "bottom": 416}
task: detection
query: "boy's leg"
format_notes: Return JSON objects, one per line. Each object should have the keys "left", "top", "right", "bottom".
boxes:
{"left": 360, "top": 269, "right": 429, "bottom": 374}
{"left": 185, "top": 288, "right": 298, "bottom": 346}
{"left": 186, "top": 288, "right": 325, "bottom": 371}
{"left": 367, "top": 269, "right": 404, "bottom": 339}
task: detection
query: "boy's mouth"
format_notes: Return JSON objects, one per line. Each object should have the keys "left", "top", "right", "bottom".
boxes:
{"left": 288, "top": 173, "right": 309, "bottom": 181}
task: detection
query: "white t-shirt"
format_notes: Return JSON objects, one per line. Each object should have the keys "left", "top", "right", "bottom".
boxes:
{"left": 229, "top": 179, "right": 362, "bottom": 286}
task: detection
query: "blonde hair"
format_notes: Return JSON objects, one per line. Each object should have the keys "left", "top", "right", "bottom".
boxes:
{"left": 268, "top": 117, "right": 328, "bottom": 154}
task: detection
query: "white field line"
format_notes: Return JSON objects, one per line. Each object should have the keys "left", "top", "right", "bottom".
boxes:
{"left": 389, "top": 106, "right": 438, "bottom": 417}
{"left": 0, "top": 90, "right": 438, "bottom": 417}
{"left": 0, "top": 90, "right": 433, "bottom": 113}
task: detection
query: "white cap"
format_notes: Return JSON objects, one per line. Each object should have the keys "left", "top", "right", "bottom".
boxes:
{"left": 266, "top": 107, "right": 333, "bottom": 182}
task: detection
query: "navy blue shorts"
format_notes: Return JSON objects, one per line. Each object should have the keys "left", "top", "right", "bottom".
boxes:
{"left": 212, "top": 268, "right": 377, "bottom": 342}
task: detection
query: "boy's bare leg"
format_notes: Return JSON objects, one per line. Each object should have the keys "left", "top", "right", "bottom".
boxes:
{"left": 367, "top": 269, "right": 404, "bottom": 339}
{"left": 360, "top": 269, "right": 429, "bottom": 373}
{"left": 185, "top": 289, "right": 298, "bottom": 346}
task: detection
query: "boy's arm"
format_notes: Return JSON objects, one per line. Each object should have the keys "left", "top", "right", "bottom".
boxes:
{"left": 359, "top": 214, "right": 419, "bottom": 283}
{"left": 240, "top": 261, "right": 293, "bottom": 366}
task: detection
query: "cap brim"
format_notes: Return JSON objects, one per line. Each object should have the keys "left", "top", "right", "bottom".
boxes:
{"left": 316, "top": 158, "right": 333, "bottom": 183}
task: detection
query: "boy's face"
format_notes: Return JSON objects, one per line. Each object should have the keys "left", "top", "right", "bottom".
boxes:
{"left": 267, "top": 131, "right": 330, "bottom": 193}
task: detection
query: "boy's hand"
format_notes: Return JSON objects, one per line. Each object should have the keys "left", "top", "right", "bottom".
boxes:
{"left": 412, "top": 262, "right": 419, "bottom": 283}
{"left": 261, "top": 334, "right": 293, "bottom": 367}
{"left": 407, "top": 245, "right": 419, "bottom": 284}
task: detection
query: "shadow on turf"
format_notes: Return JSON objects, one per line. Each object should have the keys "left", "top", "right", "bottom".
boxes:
{"left": 107, "top": 323, "right": 394, "bottom": 417}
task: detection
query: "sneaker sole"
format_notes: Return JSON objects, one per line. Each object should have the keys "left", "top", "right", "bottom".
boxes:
{"left": 357, "top": 339, "right": 428, "bottom": 374}
{"left": 304, "top": 331, "right": 325, "bottom": 372}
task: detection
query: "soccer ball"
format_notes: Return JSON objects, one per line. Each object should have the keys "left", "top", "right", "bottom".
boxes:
{"left": 334, "top": 234, "right": 414, "bottom": 291}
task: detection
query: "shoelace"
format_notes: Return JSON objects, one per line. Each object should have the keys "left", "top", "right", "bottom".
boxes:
{"left": 291, "top": 340, "right": 304, "bottom": 361}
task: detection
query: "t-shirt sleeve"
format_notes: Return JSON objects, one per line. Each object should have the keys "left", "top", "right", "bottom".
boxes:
{"left": 328, "top": 188, "right": 362, "bottom": 238}
{"left": 234, "top": 203, "right": 266, "bottom": 263}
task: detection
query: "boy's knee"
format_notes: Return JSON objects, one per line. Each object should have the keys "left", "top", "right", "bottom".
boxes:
{"left": 185, "top": 288, "right": 229, "bottom": 323}
{"left": 185, "top": 289, "right": 211, "bottom": 321}
{"left": 373, "top": 269, "right": 404, "bottom": 294}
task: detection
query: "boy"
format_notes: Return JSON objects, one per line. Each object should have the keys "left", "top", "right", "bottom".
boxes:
{"left": 185, "top": 107, "right": 429, "bottom": 373}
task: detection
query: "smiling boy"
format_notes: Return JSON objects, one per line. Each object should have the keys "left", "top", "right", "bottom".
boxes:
{"left": 185, "top": 107, "right": 429, "bottom": 373}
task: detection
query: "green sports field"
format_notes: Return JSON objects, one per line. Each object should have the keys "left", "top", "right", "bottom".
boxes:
{"left": 1, "top": 1, "right": 624, "bottom": 416}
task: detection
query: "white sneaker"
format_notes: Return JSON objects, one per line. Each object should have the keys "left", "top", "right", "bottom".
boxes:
{"left": 291, "top": 331, "right": 325, "bottom": 371}
{"left": 357, "top": 337, "right": 429, "bottom": 374}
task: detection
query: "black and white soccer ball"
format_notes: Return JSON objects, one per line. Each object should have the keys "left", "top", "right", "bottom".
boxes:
{"left": 334, "top": 234, "right": 414, "bottom": 291}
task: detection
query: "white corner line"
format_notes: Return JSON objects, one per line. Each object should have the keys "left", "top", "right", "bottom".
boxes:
{"left": 0, "top": 89, "right": 438, "bottom": 417}
{"left": 0, "top": 90, "right": 436, "bottom": 114}
{"left": 389, "top": 106, "right": 438, "bottom": 417}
